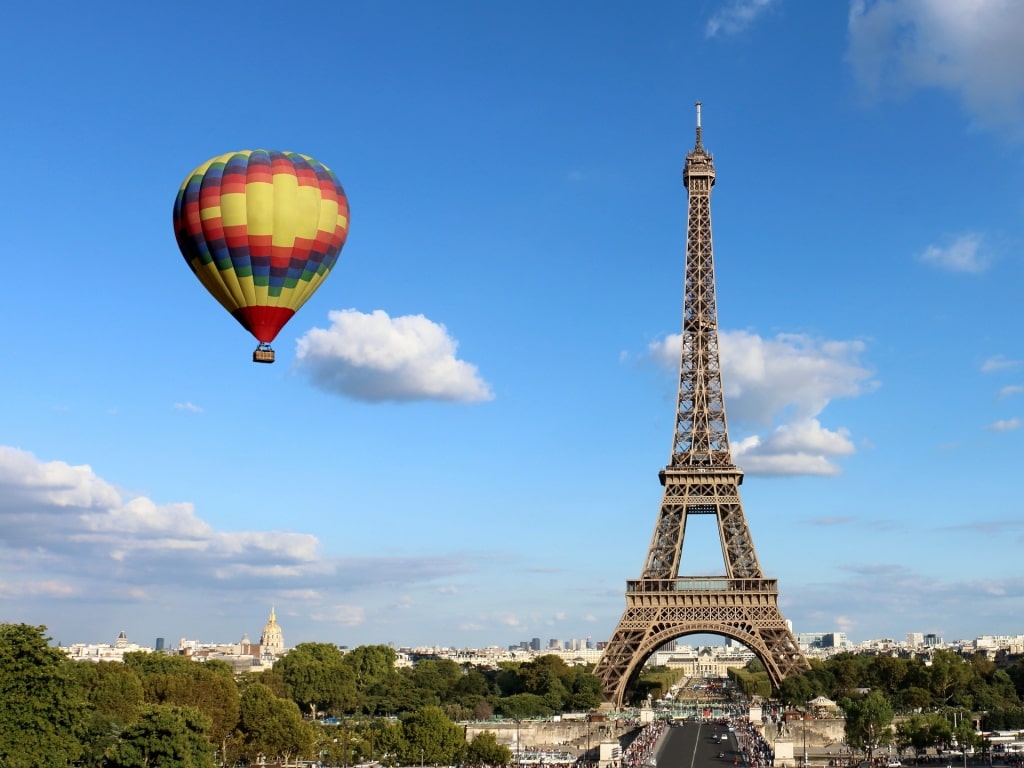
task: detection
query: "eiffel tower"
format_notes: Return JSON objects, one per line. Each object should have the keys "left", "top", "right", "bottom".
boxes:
{"left": 594, "top": 103, "right": 809, "bottom": 708}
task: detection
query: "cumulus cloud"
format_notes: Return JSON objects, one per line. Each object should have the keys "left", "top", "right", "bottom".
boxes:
{"left": 847, "top": 0, "right": 1024, "bottom": 137}
{"left": 918, "top": 234, "right": 989, "bottom": 273}
{"left": 986, "top": 418, "right": 1021, "bottom": 432}
{"left": 174, "top": 402, "right": 203, "bottom": 413}
{"left": 294, "top": 309, "right": 494, "bottom": 403}
{"left": 647, "top": 331, "right": 875, "bottom": 476}
{"left": 0, "top": 446, "right": 480, "bottom": 633}
{"left": 998, "top": 385, "right": 1024, "bottom": 398}
{"left": 706, "top": 0, "right": 776, "bottom": 37}
{"left": 732, "top": 420, "right": 855, "bottom": 476}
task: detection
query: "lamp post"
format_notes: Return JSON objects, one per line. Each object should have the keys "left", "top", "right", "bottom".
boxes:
{"left": 802, "top": 710, "right": 809, "bottom": 768}
{"left": 587, "top": 716, "right": 592, "bottom": 768}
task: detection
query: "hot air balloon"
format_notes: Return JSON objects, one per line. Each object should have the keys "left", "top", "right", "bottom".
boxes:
{"left": 173, "top": 150, "right": 349, "bottom": 363}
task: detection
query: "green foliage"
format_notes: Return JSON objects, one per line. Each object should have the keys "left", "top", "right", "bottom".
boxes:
{"left": 70, "top": 661, "right": 147, "bottom": 767}
{"left": 139, "top": 661, "right": 241, "bottom": 748}
{"left": 728, "top": 667, "right": 772, "bottom": 699}
{"left": 105, "top": 703, "right": 214, "bottom": 768}
{"left": 985, "top": 706, "right": 1024, "bottom": 730}
{"left": 894, "top": 713, "right": 952, "bottom": 757}
{"left": 275, "top": 642, "right": 358, "bottom": 717}
{"left": 496, "top": 693, "right": 554, "bottom": 719}
{"left": 467, "top": 730, "right": 513, "bottom": 766}
{"left": 632, "top": 664, "right": 686, "bottom": 706}
{"left": 841, "top": 691, "right": 894, "bottom": 760}
{"left": 0, "top": 623, "right": 85, "bottom": 767}
{"left": 344, "top": 644, "right": 398, "bottom": 690}
{"left": 238, "top": 682, "right": 315, "bottom": 764}
{"left": 400, "top": 706, "right": 467, "bottom": 767}
{"left": 410, "top": 659, "right": 464, "bottom": 705}
{"left": 777, "top": 649, "right": 1024, "bottom": 723}
{"left": 776, "top": 672, "right": 819, "bottom": 707}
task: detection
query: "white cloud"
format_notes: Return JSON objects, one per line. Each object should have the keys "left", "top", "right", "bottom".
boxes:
{"left": 998, "top": 385, "right": 1024, "bottom": 398}
{"left": 0, "top": 446, "right": 476, "bottom": 614}
{"left": 174, "top": 402, "right": 203, "bottom": 413}
{"left": 706, "top": 0, "right": 776, "bottom": 38}
{"left": 732, "top": 419, "right": 855, "bottom": 476}
{"left": 918, "top": 233, "right": 989, "bottom": 273}
{"left": 294, "top": 309, "right": 494, "bottom": 403}
{"left": 647, "top": 331, "right": 875, "bottom": 476}
{"left": 982, "top": 354, "right": 1022, "bottom": 373}
{"left": 788, "top": 564, "right": 1024, "bottom": 643}
{"left": 986, "top": 418, "right": 1021, "bottom": 432}
{"left": 0, "top": 580, "right": 78, "bottom": 599}
{"left": 847, "top": 0, "right": 1024, "bottom": 137}
{"left": 310, "top": 605, "right": 365, "bottom": 626}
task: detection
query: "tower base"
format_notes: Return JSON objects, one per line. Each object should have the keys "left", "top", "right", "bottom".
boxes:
{"left": 594, "top": 577, "right": 808, "bottom": 708}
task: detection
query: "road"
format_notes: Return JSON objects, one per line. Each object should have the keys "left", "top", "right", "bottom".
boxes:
{"left": 658, "top": 721, "right": 742, "bottom": 768}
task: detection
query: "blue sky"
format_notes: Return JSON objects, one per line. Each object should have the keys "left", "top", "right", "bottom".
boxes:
{"left": 2, "top": 0, "right": 1023, "bottom": 651}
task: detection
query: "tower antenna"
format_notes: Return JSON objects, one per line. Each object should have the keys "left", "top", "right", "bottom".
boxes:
{"left": 695, "top": 100, "right": 703, "bottom": 149}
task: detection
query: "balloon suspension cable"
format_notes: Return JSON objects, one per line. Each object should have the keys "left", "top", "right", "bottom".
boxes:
{"left": 252, "top": 342, "right": 275, "bottom": 364}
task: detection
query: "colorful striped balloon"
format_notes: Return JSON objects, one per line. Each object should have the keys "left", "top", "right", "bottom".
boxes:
{"left": 173, "top": 150, "right": 349, "bottom": 360}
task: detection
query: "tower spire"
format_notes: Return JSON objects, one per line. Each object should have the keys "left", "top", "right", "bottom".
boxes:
{"left": 695, "top": 100, "right": 703, "bottom": 150}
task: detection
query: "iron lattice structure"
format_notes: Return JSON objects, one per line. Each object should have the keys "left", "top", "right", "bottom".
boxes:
{"left": 593, "top": 104, "right": 809, "bottom": 708}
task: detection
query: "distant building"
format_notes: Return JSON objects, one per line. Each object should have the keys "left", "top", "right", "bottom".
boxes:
{"left": 62, "top": 630, "right": 151, "bottom": 663}
{"left": 795, "top": 632, "right": 851, "bottom": 651}
{"left": 260, "top": 606, "right": 285, "bottom": 654}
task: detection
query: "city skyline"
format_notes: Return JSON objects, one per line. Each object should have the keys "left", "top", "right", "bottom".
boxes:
{"left": 3, "top": 1, "right": 1024, "bottom": 649}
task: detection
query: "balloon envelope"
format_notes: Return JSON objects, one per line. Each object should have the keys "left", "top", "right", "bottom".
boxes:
{"left": 173, "top": 150, "right": 349, "bottom": 345}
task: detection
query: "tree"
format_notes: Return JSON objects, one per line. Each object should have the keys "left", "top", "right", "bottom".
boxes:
{"left": 127, "top": 652, "right": 240, "bottom": 758}
{"left": 842, "top": 691, "right": 894, "bottom": 761}
{"left": 106, "top": 703, "right": 214, "bottom": 768}
{"left": 776, "top": 672, "right": 817, "bottom": 708}
{"left": 70, "top": 661, "right": 145, "bottom": 767}
{"left": 238, "top": 682, "right": 314, "bottom": 765}
{"left": 367, "top": 670, "right": 432, "bottom": 715}
{"left": 275, "top": 642, "right": 358, "bottom": 717}
{"left": 409, "top": 659, "right": 464, "bottom": 705}
{"left": 344, "top": 644, "right": 398, "bottom": 692}
{"left": 928, "top": 651, "right": 974, "bottom": 706}
{"left": 870, "top": 656, "right": 909, "bottom": 699}
{"left": 566, "top": 667, "right": 603, "bottom": 711}
{"left": 400, "top": 706, "right": 467, "bottom": 767}
{"left": 467, "top": 730, "right": 512, "bottom": 766}
{"left": 895, "top": 714, "right": 941, "bottom": 759}
{"left": 0, "top": 623, "right": 85, "bottom": 767}
{"left": 496, "top": 693, "right": 553, "bottom": 719}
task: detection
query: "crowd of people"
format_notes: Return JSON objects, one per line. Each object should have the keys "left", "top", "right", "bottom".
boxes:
{"left": 733, "top": 717, "right": 775, "bottom": 768}
{"left": 619, "top": 720, "right": 668, "bottom": 768}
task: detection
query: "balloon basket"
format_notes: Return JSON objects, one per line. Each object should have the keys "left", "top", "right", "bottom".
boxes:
{"left": 253, "top": 345, "right": 275, "bottom": 364}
